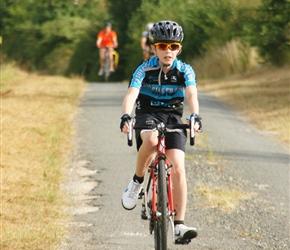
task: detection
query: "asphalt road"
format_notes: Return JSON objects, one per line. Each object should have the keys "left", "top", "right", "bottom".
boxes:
{"left": 60, "top": 83, "right": 289, "bottom": 250}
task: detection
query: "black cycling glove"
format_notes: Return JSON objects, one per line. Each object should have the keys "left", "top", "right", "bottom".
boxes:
{"left": 187, "top": 113, "right": 202, "bottom": 131}
{"left": 120, "top": 114, "right": 131, "bottom": 132}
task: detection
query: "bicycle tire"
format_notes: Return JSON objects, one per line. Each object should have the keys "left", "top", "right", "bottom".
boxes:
{"left": 104, "top": 52, "right": 110, "bottom": 82}
{"left": 154, "top": 158, "right": 168, "bottom": 250}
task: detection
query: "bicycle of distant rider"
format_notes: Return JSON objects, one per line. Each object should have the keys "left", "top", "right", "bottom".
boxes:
{"left": 127, "top": 116, "right": 197, "bottom": 250}
{"left": 103, "top": 48, "right": 119, "bottom": 82}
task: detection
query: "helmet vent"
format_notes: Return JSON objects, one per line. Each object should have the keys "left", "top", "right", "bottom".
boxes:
{"left": 150, "top": 20, "right": 184, "bottom": 43}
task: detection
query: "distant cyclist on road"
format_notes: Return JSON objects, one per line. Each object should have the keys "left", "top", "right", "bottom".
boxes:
{"left": 96, "top": 21, "right": 118, "bottom": 76}
{"left": 120, "top": 20, "right": 202, "bottom": 243}
{"left": 140, "top": 23, "right": 154, "bottom": 61}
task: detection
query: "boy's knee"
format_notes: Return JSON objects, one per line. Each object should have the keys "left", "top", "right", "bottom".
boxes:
{"left": 143, "top": 140, "right": 156, "bottom": 149}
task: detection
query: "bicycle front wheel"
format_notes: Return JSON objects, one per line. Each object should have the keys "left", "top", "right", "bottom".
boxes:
{"left": 154, "top": 158, "right": 168, "bottom": 250}
{"left": 104, "top": 52, "right": 110, "bottom": 82}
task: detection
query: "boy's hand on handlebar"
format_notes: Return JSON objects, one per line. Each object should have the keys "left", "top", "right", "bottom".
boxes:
{"left": 194, "top": 122, "right": 202, "bottom": 132}
{"left": 187, "top": 113, "right": 202, "bottom": 132}
{"left": 120, "top": 114, "right": 132, "bottom": 134}
{"left": 122, "top": 123, "right": 130, "bottom": 134}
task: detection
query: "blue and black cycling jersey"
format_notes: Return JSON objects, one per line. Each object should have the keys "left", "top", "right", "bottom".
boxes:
{"left": 129, "top": 56, "right": 197, "bottom": 117}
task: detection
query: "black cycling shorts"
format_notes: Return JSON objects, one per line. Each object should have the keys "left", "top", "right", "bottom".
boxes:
{"left": 134, "top": 112, "right": 187, "bottom": 152}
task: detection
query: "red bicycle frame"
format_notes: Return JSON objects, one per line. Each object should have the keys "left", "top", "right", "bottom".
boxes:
{"left": 150, "top": 135, "right": 175, "bottom": 221}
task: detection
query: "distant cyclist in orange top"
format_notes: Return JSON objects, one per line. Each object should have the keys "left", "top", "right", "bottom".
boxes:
{"left": 96, "top": 21, "right": 118, "bottom": 76}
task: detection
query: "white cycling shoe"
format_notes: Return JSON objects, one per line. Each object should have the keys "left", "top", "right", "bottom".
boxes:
{"left": 121, "top": 179, "right": 142, "bottom": 210}
{"left": 175, "top": 224, "right": 197, "bottom": 243}
{"left": 98, "top": 68, "right": 104, "bottom": 76}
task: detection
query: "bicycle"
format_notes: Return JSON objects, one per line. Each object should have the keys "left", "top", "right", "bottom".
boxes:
{"left": 103, "top": 48, "right": 119, "bottom": 82}
{"left": 126, "top": 115, "right": 198, "bottom": 250}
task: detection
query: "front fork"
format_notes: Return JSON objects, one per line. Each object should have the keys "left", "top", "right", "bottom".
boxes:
{"left": 141, "top": 153, "right": 175, "bottom": 239}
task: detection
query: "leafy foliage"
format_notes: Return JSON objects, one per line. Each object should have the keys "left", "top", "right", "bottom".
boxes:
{"left": 1, "top": 0, "right": 108, "bottom": 74}
{"left": 243, "top": 0, "right": 290, "bottom": 65}
{"left": 1, "top": 0, "right": 288, "bottom": 80}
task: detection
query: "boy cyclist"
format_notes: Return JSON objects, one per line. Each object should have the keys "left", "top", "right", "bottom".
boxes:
{"left": 96, "top": 21, "right": 118, "bottom": 76}
{"left": 120, "top": 20, "right": 201, "bottom": 242}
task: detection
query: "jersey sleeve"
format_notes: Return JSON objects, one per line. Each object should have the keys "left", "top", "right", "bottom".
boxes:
{"left": 97, "top": 30, "right": 104, "bottom": 39}
{"left": 129, "top": 63, "right": 146, "bottom": 89}
{"left": 184, "top": 64, "right": 196, "bottom": 87}
{"left": 142, "top": 31, "right": 148, "bottom": 37}
{"left": 176, "top": 61, "right": 196, "bottom": 87}
{"left": 112, "top": 31, "right": 117, "bottom": 39}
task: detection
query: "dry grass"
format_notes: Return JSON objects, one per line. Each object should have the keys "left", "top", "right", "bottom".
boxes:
{"left": 192, "top": 40, "right": 261, "bottom": 79}
{"left": 1, "top": 64, "right": 85, "bottom": 249}
{"left": 199, "top": 66, "right": 290, "bottom": 147}
{"left": 190, "top": 40, "right": 289, "bottom": 213}
{"left": 194, "top": 183, "right": 253, "bottom": 213}
{"left": 192, "top": 66, "right": 289, "bottom": 213}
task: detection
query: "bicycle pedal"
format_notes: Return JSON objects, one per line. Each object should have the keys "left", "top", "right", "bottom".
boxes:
{"left": 138, "top": 189, "right": 144, "bottom": 199}
{"left": 175, "top": 238, "right": 191, "bottom": 245}
{"left": 140, "top": 203, "right": 148, "bottom": 220}
{"left": 149, "top": 219, "right": 154, "bottom": 234}
{"left": 140, "top": 211, "right": 148, "bottom": 220}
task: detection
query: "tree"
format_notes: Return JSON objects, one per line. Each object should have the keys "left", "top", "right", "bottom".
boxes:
{"left": 244, "top": 0, "right": 290, "bottom": 65}
{"left": 1, "top": 0, "right": 109, "bottom": 74}
{"left": 106, "top": 0, "right": 142, "bottom": 80}
{"left": 2, "top": 0, "right": 287, "bottom": 81}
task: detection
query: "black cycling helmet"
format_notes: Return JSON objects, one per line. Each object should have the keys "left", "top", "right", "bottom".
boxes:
{"left": 104, "top": 21, "right": 112, "bottom": 27}
{"left": 149, "top": 20, "right": 184, "bottom": 43}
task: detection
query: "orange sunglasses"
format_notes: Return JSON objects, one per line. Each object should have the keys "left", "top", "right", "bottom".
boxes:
{"left": 154, "top": 42, "right": 181, "bottom": 51}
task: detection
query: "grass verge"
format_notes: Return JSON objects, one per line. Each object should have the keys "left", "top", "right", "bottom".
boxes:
{"left": 1, "top": 63, "right": 85, "bottom": 249}
{"left": 199, "top": 66, "right": 290, "bottom": 148}
{"left": 191, "top": 65, "right": 289, "bottom": 213}
{"left": 195, "top": 183, "right": 252, "bottom": 213}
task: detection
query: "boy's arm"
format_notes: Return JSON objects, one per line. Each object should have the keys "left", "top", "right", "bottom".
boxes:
{"left": 113, "top": 37, "right": 118, "bottom": 48}
{"left": 185, "top": 85, "right": 199, "bottom": 114}
{"left": 113, "top": 31, "right": 118, "bottom": 48}
{"left": 96, "top": 37, "right": 102, "bottom": 48}
{"left": 121, "top": 87, "right": 139, "bottom": 134}
{"left": 140, "top": 36, "right": 147, "bottom": 50}
{"left": 185, "top": 85, "right": 201, "bottom": 131}
{"left": 122, "top": 86, "right": 139, "bottom": 116}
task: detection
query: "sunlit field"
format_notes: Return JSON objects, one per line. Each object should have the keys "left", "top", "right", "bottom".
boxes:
{"left": 1, "top": 64, "right": 85, "bottom": 249}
